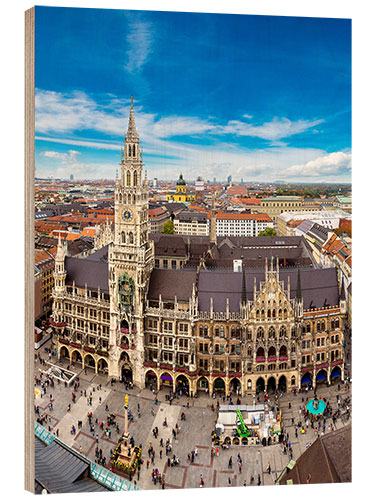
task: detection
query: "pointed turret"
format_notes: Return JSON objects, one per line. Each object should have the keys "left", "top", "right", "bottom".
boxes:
{"left": 241, "top": 261, "right": 247, "bottom": 305}
{"left": 296, "top": 269, "right": 302, "bottom": 301}
{"left": 339, "top": 276, "right": 347, "bottom": 314}
{"left": 126, "top": 95, "right": 139, "bottom": 143}
{"left": 339, "top": 276, "right": 346, "bottom": 301}
{"left": 295, "top": 269, "right": 303, "bottom": 318}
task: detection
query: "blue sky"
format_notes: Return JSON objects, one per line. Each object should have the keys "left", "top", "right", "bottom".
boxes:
{"left": 35, "top": 7, "right": 351, "bottom": 182}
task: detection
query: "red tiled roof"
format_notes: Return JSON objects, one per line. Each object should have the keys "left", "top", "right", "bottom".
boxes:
{"left": 230, "top": 197, "right": 261, "bottom": 206}
{"left": 226, "top": 186, "right": 248, "bottom": 195}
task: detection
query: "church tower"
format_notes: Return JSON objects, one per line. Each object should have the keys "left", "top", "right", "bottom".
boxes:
{"left": 108, "top": 96, "right": 154, "bottom": 385}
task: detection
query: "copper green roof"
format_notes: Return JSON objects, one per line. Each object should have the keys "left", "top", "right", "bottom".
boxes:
{"left": 176, "top": 173, "right": 186, "bottom": 185}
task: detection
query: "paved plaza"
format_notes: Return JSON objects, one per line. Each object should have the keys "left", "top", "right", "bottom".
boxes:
{"left": 34, "top": 346, "right": 351, "bottom": 490}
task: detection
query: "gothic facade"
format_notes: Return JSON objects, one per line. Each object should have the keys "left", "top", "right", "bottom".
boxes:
{"left": 51, "top": 99, "right": 346, "bottom": 395}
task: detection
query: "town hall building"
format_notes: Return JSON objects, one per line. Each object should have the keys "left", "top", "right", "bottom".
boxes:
{"left": 51, "top": 99, "right": 347, "bottom": 395}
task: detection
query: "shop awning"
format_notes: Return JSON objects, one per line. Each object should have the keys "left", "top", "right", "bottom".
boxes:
{"left": 301, "top": 374, "right": 311, "bottom": 384}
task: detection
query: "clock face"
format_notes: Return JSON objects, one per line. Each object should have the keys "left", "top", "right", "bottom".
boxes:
{"left": 123, "top": 209, "right": 132, "bottom": 221}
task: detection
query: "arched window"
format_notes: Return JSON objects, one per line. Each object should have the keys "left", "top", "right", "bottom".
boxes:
{"left": 291, "top": 326, "right": 296, "bottom": 337}
{"left": 269, "top": 326, "right": 275, "bottom": 338}
{"left": 119, "top": 193, "right": 122, "bottom": 204}
{"left": 321, "top": 320, "right": 325, "bottom": 331}
{"left": 126, "top": 170, "right": 131, "bottom": 186}
{"left": 335, "top": 318, "right": 340, "bottom": 329}
{"left": 133, "top": 171, "right": 138, "bottom": 186}
{"left": 215, "top": 326, "right": 220, "bottom": 337}
{"left": 267, "top": 309, "right": 271, "bottom": 318}
{"left": 129, "top": 232, "right": 134, "bottom": 244}
{"left": 306, "top": 322, "right": 311, "bottom": 333}
{"left": 331, "top": 319, "right": 335, "bottom": 330}
{"left": 121, "top": 232, "right": 125, "bottom": 243}
{"left": 280, "top": 326, "right": 286, "bottom": 337}
{"left": 257, "top": 327, "right": 264, "bottom": 339}
{"left": 132, "top": 194, "right": 136, "bottom": 204}
{"left": 128, "top": 145, "right": 132, "bottom": 157}
{"left": 247, "top": 347, "right": 252, "bottom": 356}
{"left": 317, "top": 321, "right": 321, "bottom": 332}
{"left": 133, "top": 144, "right": 136, "bottom": 157}
{"left": 272, "top": 309, "right": 276, "bottom": 318}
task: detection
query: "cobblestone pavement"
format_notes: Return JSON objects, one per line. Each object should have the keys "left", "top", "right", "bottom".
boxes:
{"left": 34, "top": 347, "right": 351, "bottom": 490}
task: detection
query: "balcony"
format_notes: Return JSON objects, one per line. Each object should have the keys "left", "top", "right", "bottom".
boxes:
{"left": 279, "top": 356, "right": 289, "bottom": 361}
{"left": 256, "top": 357, "right": 266, "bottom": 363}
{"left": 268, "top": 356, "right": 277, "bottom": 362}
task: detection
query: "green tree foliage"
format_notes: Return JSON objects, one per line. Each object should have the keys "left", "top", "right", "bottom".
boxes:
{"left": 258, "top": 227, "right": 277, "bottom": 237}
{"left": 162, "top": 219, "right": 175, "bottom": 234}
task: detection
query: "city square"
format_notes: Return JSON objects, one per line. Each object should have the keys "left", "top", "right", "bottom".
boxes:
{"left": 35, "top": 343, "right": 351, "bottom": 490}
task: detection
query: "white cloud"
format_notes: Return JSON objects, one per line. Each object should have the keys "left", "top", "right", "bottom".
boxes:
{"left": 39, "top": 149, "right": 80, "bottom": 163}
{"left": 216, "top": 117, "right": 324, "bottom": 141}
{"left": 35, "top": 89, "right": 350, "bottom": 182}
{"left": 124, "top": 21, "right": 153, "bottom": 73}
{"left": 151, "top": 116, "right": 215, "bottom": 138}
{"left": 284, "top": 151, "right": 352, "bottom": 178}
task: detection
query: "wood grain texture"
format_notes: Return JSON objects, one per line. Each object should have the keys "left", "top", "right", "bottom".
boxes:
{"left": 25, "top": 6, "right": 35, "bottom": 494}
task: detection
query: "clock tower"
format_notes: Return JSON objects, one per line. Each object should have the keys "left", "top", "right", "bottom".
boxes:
{"left": 108, "top": 96, "right": 154, "bottom": 385}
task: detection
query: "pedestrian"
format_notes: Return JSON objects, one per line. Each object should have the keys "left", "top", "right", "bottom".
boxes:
{"left": 228, "top": 457, "right": 232, "bottom": 468}
{"left": 250, "top": 475, "right": 254, "bottom": 485}
{"left": 267, "top": 462, "right": 271, "bottom": 474}
{"left": 228, "top": 477, "right": 232, "bottom": 486}
{"left": 160, "top": 450, "right": 162, "bottom": 459}
{"left": 243, "top": 480, "right": 247, "bottom": 487}
{"left": 258, "top": 474, "right": 261, "bottom": 486}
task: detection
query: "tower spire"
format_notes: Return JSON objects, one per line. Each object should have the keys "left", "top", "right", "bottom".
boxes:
{"left": 126, "top": 95, "right": 139, "bottom": 143}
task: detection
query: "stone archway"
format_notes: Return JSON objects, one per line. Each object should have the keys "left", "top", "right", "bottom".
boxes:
{"left": 301, "top": 372, "right": 312, "bottom": 386}
{"left": 121, "top": 362, "right": 133, "bottom": 383}
{"left": 197, "top": 376, "right": 209, "bottom": 391}
{"left": 84, "top": 354, "right": 96, "bottom": 371}
{"left": 230, "top": 377, "right": 241, "bottom": 395}
{"left": 213, "top": 377, "right": 225, "bottom": 392}
{"left": 330, "top": 366, "right": 341, "bottom": 383}
{"left": 256, "top": 377, "right": 265, "bottom": 393}
{"left": 59, "top": 346, "right": 69, "bottom": 360}
{"left": 176, "top": 374, "right": 190, "bottom": 395}
{"left": 160, "top": 372, "right": 173, "bottom": 389}
{"left": 267, "top": 376, "right": 276, "bottom": 393}
{"left": 145, "top": 369, "right": 158, "bottom": 389}
{"left": 316, "top": 369, "right": 328, "bottom": 384}
{"left": 278, "top": 375, "right": 287, "bottom": 392}
{"left": 71, "top": 350, "right": 82, "bottom": 366}
{"left": 97, "top": 358, "right": 108, "bottom": 374}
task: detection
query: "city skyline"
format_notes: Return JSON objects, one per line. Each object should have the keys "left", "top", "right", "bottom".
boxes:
{"left": 35, "top": 7, "right": 351, "bottom": 183}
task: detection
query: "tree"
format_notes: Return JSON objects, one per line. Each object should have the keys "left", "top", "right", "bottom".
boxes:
{"left": 162, "top": 219, "right": 175, "bottom": 234}
{"left": 258, "top": 227, "right": 276, "bottom": 237}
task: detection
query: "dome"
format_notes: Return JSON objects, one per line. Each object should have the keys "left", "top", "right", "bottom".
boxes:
{"left": 176, "top": 173, "right": 186, "bottom": 186}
